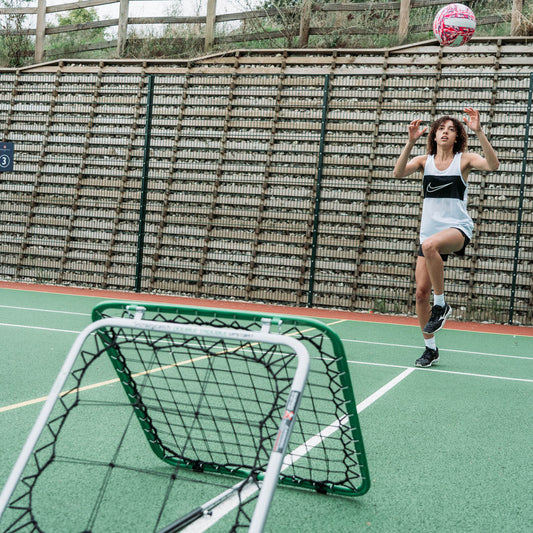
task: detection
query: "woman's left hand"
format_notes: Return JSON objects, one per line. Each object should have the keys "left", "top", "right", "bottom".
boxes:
{"left": 463, "top": 107, "right": 481, "bottom": 132}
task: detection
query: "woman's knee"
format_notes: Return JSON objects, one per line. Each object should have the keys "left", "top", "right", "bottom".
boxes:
{"left": 416, "top": 285, "right": 431, "bottom": 304}
{"left": 421, "top": 239, "right": 437, "bottom": 256}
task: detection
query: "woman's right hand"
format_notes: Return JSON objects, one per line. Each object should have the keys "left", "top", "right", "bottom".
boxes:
{"left": 408, "top": 119, "right": 427, "bottom": 143}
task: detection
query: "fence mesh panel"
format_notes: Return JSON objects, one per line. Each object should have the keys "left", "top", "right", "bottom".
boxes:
{"left": 0, "top": 69, "right": 531, "bottom": 325}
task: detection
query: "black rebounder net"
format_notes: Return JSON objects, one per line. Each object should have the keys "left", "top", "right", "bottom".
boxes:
{"left": 0, "top": 301, "right": 369, "bottom": 532}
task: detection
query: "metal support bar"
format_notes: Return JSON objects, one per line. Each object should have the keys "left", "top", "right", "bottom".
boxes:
{"left": 508, "top": 72, "right": 532, "bottom": 324}
{"left": 307, "top": 74, "right": 330, "bottom": 307}
{"left": 135, "top": 74, "right": 155, "bottom": 293}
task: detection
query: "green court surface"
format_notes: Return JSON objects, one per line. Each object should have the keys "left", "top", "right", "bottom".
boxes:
{"left": 0, "top": 287, "right": 532, "bottom": 533}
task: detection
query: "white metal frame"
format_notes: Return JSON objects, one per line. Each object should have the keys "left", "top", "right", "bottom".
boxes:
{"left": 0, "top": 315, "right": 310, "bottom": 533}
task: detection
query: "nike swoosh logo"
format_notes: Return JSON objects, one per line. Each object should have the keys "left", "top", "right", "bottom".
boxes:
{"left": 427, "top": 182, "right": 453, "bottom": 193}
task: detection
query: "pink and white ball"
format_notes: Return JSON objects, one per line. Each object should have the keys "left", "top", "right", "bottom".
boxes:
{"left": 433, "top": 3, "right": 476, "bottom": 46}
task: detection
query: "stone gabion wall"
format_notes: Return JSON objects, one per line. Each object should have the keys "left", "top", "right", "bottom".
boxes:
{"left": 0, "top": 38, "right": 532, "bottom": 324}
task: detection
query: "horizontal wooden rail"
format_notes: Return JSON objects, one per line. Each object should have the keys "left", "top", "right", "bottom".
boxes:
{"left": 0, "top": 0, "right": 525, "bottom": 63}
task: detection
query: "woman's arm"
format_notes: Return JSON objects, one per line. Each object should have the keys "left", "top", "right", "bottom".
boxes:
{"left": 463, "top": 107, "right": 500, "bottom": 172}
{"left": 393, "top": 119, "right": 427, "bottom": 178}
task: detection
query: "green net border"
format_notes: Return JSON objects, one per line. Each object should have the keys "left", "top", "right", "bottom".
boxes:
{"left": 92, "top": 300, "right": 371, "bottom": 497}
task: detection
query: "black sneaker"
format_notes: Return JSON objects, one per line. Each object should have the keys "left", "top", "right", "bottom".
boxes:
{"left": 423, "top": 303, "right": 452, "bottom": 334}
{"left": 415, "top": 347, "right": 439, "bottom": 367}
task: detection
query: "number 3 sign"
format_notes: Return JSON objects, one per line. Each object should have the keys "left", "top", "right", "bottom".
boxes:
{"left": 0, "top": 142, "right": 14, "bottom": 172}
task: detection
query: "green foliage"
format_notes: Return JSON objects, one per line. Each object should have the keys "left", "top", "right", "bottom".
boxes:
{"left": 125, "top": 33, "right": 204, "bottom": 60}
{"left": 46, "top": 8, "right": 107, "bottom": 59}
{"left": 57, "top": 7, "right": 100, "bottom": 26}
{"left": 0, "top": 0, "right": 33, "bottom": 67}
{"left": 124, "top": 1, "right": 205, "bottom": 59}
{"left": 261, "top": 0, "right": 301, "bottom": 9}
{"left": 260, "top": 0, "right": 301, "bottom": 25}
{"left": 0, "top": 0, "right": 527, "bottom": 64}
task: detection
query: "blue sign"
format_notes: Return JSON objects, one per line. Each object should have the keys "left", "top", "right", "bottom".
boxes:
{"left": 0, "top": 142, "right": 13, "bottom": 172}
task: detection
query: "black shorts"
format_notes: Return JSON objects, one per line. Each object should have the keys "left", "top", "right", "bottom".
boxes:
{"left": 418, "top": 228, "right": 470, "bottom": 262}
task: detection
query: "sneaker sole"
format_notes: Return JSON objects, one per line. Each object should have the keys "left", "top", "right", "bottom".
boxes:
{"left": 423, "top": 307, "right": 452, "bottom": 334}
{"left": 415, "top": 356, "right": 439, "bottom": 367}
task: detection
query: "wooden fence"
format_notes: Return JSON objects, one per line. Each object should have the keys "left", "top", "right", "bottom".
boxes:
{"left": 0, "top": 39, "right": 532, "bottom": 324}
{"left": 0, "top": 0, "right": 528, "bottom": 63}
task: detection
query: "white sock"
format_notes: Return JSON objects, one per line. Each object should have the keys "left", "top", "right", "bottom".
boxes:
{"left": 433, "top": 293, "right": 445, "bottom": 307}
{"left": 425, "top": 337, "right": 437, "bottom": 350}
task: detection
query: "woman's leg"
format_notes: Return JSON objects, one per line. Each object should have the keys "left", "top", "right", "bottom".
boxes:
{"left": 415, "top": 255, "right": 433, "bottom": 338}
{"left": 415, "top": 256, "right": 440, "bottom": 366}
{"left": 415, "top": 256, "right": 433, "bottom": 339}
{"left": 420, "top": 228, "right": 465, "bottom": 295}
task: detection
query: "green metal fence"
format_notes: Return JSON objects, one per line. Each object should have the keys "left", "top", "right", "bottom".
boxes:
{"left": 0, "top": 70, "right": 531, "bottom": 325}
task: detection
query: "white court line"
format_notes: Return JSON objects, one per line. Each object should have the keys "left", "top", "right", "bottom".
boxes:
{"left": 181, "top": 368, "right": 415, "bottom": 532}
{"left": 1, "top": 317, "right": 531, "bottom": 361}
{"left": 0, "top": 323, "right": 80, "bottom": 334}
{"left": 0, "top": 322, "right": 529, "bottom": 416}
{"left": 1, "top": 312, "right": 530, "bottom": 528}
{"left": 343, "top": 338, "right": 533, "bottom": 361}
{"left": 2, "top": 320, "right": 530, "bottom": 362}
{"left": 2, "top": 350, "right": 528, "bottom": 416}
{"left": 0, "top": 305, "right": 88, "bottom": 316}
{"left": 182, "top": 353, "right": 533, "bottom": 531}
{"left": 356, "top": 368, "right": 416, "bottom": 411}
{"left": 349, "top": 360, "right": 533, "bottom": 383}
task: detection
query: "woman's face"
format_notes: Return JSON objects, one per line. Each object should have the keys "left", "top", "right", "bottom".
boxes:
{"left": 435, "top": 119, "right": 457, "bottom": 149}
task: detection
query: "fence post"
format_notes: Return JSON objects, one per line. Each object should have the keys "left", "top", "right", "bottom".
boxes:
{"left": 205, "top": 0, "right": 217, "bottom": 51}
{"left": 511, "top": 0, "right": 523, "bottom": 35}
{"left": 307, "top": 74, "right": 330, "bottom": 308}
{"left": 135, "top": 74, "right": 155, "bottom": 293}
{"left": 398, "top": 0, "right": 410, "bottom": 43}
{"left": 508, "top": 72, "right": 532, "bottom": 324}
{"left": 299, "top": 0, "right": 312, "bottom": 47}
{"left": 34, "top": 0, "right": 46, "bottom": 63}
{"left": 117, "top": 0, "right": 129, "bottom": 57}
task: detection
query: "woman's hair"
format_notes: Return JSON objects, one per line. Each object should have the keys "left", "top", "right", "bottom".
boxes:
{"left": 427, "top": 116, "right": 468, "bottom": 155}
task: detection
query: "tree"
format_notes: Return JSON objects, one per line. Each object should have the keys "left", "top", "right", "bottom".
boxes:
{"left": 253, "top": 0, "right": 302, "bottom": 46}
{"left": 0, "top": 0, "right": 33, "bottom": 67}
{"left": 47, "top": 8, "right": 107, "bottom": 59}
{"left": 261, "top": 0, "right": 302, "bottom": 25}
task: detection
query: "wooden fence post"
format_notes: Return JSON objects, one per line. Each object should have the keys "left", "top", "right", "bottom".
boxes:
{"left": 299, "top": 0, "right": 312, "bottom": 47}
{"left": 205, "top": 0, "right": 216, "bottom": 51}
{"left": 117, "top": 0, "right": 129, "bottom": 57}
{"left": 34, "top": 0, "right": 46, "bottom": 63}
{"left": 511, "top": 0, "right": 523, "bottom": 35}
{"left": 398, "top": 0, "right": 410, "bottom": 43}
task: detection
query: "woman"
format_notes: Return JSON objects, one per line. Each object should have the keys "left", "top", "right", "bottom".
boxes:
{"left": 393, "top": 108, "right": 499, "bottom": 367}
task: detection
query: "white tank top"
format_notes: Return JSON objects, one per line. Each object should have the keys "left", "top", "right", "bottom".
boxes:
{"left": 420, "top": 153, "right": 473, "bottom": 243}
